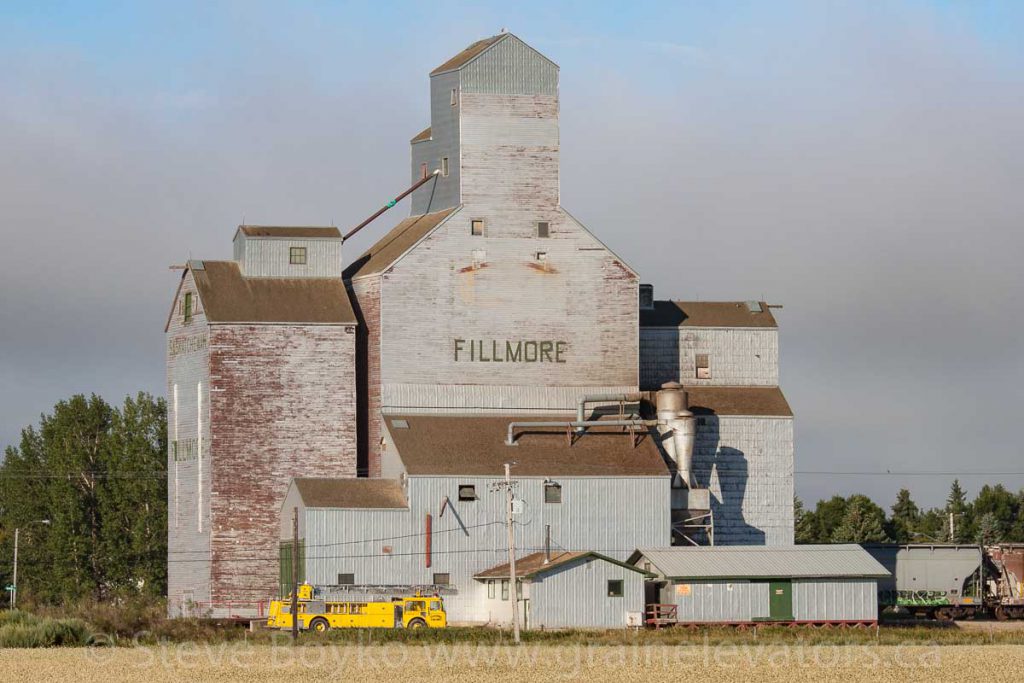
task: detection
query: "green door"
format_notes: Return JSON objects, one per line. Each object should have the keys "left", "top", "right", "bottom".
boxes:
{"left": 768, "top": 581, "right": 793, "bottom": 621}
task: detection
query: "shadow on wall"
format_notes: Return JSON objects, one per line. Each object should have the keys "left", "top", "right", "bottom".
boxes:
{"left": 640, "top": 327, "right": 680, "bottom": 391}
{"left": 691, "top": 414, "right": 765, "bottom": 545}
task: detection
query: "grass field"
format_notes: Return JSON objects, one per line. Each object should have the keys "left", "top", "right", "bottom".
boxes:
{"left": 2, "top": 643, "right": 1022, "bottom": 682}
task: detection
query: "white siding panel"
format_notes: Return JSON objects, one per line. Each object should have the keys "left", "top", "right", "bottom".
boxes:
{"left": 793, "top": 579, "right": 878, "bottom": 622}
{"left": 529, "top": 558, "right": 645, "bottom": 629}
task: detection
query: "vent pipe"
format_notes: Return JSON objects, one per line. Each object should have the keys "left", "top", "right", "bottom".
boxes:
{"left": 576, "top": 393, "right": 643, "bottom": 433}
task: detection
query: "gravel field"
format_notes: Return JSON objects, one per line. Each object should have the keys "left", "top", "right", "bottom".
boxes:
{"left": 2, "top": 644, "right": 1023, "bottom": 682}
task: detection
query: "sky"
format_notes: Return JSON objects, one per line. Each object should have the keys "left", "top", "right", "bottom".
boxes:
{"left": 1, "top": 1, "right": 1022, "bottom": 509}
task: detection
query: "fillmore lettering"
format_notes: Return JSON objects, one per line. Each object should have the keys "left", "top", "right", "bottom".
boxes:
{"left": 454, "top": 339, "right": 568, "bottom": 363}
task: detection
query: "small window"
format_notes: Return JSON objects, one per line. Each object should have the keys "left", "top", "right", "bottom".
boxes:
{"left": 695, "top": 354, "right": 711, "bottom": 380}
{"left": 607, "top": 580, "right": 624, "bottom": 598}
{"left": 544, "top": 482, "right": 562, "bottom": 504}
{"left": 450, "top": 88, "right": 457, "bottom": 106}
{"left": 289, "top": 246, "right": 307, "bottom": 265}
{"left": 433, "top": 573, "right": 450, "bottom": 586}
{"left": 471, "top": 219, "right": 485, "bottom": 237}
{"left": 337, "top": 573, "right": 355, "bottom": 585}
{"left": 488, "top": 580, "right": 495, "bottom": 599}
{"left": 420, "top": 163, "right": 428, "bottom": 180}
{"left": 501, "top": 579, "right": 509, "bottom": 601}
{"left": 441, "top": 156, "right": 449, "bottom": 177}
{"left": 537, "top": 221, "right": 550, "bottom": 238}
{"left": 458, "top": 484, "right": 476, "bottom": 501}
{"left": 183, "top": 292, "right": 193, "bottom": 324}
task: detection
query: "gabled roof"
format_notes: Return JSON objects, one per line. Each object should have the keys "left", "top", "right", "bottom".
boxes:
{"left": 684, "top": 386, "right": 792, "bottom": 417}
{"left": 190, "top": 261, "right": 357, "bottom": 325}
{"left": 236, "top": 226, "right": 341, "bottom": 239}
{"left": 629, "top": 545, "right": 890, "bottom": 580}
{"left": 343, "top": 208, "right": 457, "bottom": 280}
{"left": 386, "top": 414, "right": 669, "bottom": 477}
{"left": 641, "top": 301, "right": 777, "bottom": 328}
{"left": 410, "top": 127, "right": 432, "bottom": 144}
{"left": 474, "top": 551, "right": 652, "bottom": 580}
{"left": 293, "top": 478, "right": 408, "bottom": 509}
{"left": 431, "top": 34, "right": 506, "bottom": 75}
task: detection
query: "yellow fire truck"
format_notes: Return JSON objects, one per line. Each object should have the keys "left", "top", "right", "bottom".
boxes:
{"left": 267, "top": 584, "right": 447, "bottom": 631}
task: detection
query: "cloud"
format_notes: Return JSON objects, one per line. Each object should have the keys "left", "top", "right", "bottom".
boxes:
{"left": 1, "top": 3, "right": 1022, "bottom": 509}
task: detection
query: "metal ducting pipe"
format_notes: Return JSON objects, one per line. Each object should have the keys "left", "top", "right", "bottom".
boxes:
{"left": 576, "top": 393, "right": 643, "bottom": 432}
{"left": 655, "top": 382, "right": 696, "bottom": 489}
{"left": 506, "top": 419, "right": 650, "bottom": 446}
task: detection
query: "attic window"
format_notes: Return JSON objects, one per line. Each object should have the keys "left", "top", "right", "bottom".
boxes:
{"left": 289, "top": 247, "right": 307, "bottom": 265}
{"left": 471, "top": 219, "right": 485, "bottom": 237}
{"left": 183, "top": 292, "right": 193, "bottom": 324}
{"left": 458, "top": 485, "right": 477, "bottom": 501}
{"left": 441, "top": 157, "right": 449, "bottom": 177}
{"left": 450, "top": 88, "right": 458, "bottom": 106}
{"left": 537, "top": 221, "right": 550, "bottom": 238}
{"left": 695, "top": 353, "right": 711, "bottom": 380}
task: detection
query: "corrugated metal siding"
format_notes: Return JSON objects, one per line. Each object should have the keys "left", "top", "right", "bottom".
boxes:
{"left": 529, "top": 557, "right": 645, "bottom": 628}
{"left": 461, "top": 34, "right": 558, "bottom": 96}
{"left": 793, "top": 580, "right": 878, "bottom": 621}
{"left": 378, "top": 207, "right": 638, "bottom": 408}
{"left": 693, "top": 416, "right": 794, "bottom": 545}
{"left": 301, "top": 475, "right": 669, "bottom": 623}
{"left": 639, "top": 328, "right": 779, "bottom": 389}
{"left": 672, "top": 581, "right": 770, "bottom": 623}
{"left": 382, "top": 384, "right": 638, "bottom": 414}
{"left": 411, "top": 71, "right": 461, "bottom": 215}
{"left": 166, "top": 269, "right": 213, "bottom": 616}
{"left": 235, "top": 235, "right": 343, "bottom": 278}
{"left": 638, "top": 545, "right": 887, "bottom": 580}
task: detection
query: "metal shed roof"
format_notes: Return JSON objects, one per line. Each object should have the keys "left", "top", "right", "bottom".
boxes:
{"left": 630, "top": 545, "right": 890, "bottom": 580}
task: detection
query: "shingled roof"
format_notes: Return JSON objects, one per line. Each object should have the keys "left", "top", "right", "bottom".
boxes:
{"left": 475, "top": 551, "right": 651, "bottom": 580}
{"left": 684, "top": 386, "right": 792, "bottom": 417}
{"left": 430, "top": 34, "right": 505, "bottom": 75}
{"left": 386, "top": 414, "right": 669, "bottom": 477}
{"left": 237, "top": 226, "right": 341, "bottom": 239}
{"left": 190, "top": 261, "right": 357, "bottom": 324}
{"left": 343, "top": 208, "right": 457, "bottom": 280}
{"left": 293, "top": 478, "right": 408, "bottom": 509}
{"left": 641, "top": 301, "right": 777, "bottom": 328}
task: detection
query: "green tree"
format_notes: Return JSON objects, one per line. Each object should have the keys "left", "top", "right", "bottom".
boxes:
{"left": 972, "top": 484, "right": 1016, "bottom": 542}
{"left": 832, "top": 494, "right": 891, "bottom": 544}
{"left": 809, "top": 496, "right": 849, "bottom": 543}
{"left": 889, "top": 488, "right": 920, "bottom": 543}
{"left": 944, "top": 479, "right": 973, "bottom": 543}
{"left": 0, "top": 392, "right": 168, "bottom": 605}
{"left": 975, "top": 512, "right": 1001, "bottom": 545}
{"left": 794, "top": 497, "right": 818, "bottom": 544}
{"left": 99, "top": 393, "right": 167, "bottom": 597}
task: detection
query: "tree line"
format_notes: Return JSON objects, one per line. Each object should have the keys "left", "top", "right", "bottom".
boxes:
{"left": 796, "top": 480, "right": 1024, "bottom": 545}
{"left": 0, "top": 393, "right": 166, "bottom": 605}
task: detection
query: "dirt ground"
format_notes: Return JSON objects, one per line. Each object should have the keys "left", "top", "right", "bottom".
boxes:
{"left": 2, "top": 643, "right": 1023, "bottom": 682}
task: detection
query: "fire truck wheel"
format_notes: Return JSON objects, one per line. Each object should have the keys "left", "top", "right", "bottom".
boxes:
{"left": 407, "top": 618, "right": 427, "bottom": 629}
{"left": 309, "top": 617, "right": 330, "bottom": 633}
{"left": 994, "top": 606, "right": 1009, "bottom": 622}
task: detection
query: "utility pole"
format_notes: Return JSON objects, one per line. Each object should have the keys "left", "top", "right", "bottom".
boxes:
{"left": 11, "top": 519, "right": 50, "bottom": 610}
{"left": 11, "top": 528, "right": 17, "bottom": 610}
{"left": 504, "top": 463, "right": 521, "bottom": 644}
{"left": 291, "top": 506, "right": 299, "bottom": 644}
